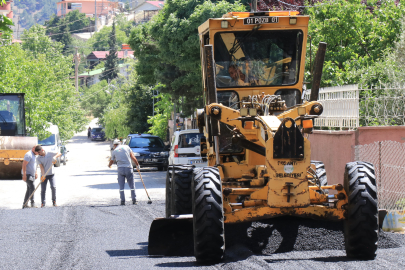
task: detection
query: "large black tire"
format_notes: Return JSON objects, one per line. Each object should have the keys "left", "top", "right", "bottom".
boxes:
{"left": 344, "top": 161, "right": 378, "bottom": 259}
{"left": 311, "top": 160, "right": 328, "bottom": 194}
{"left": 192, "top": 167, "right": 225, "bottom": 263}
{"left": 171, "top": 165, "right": 194, "bottom": 215}
{"left": 165, "top": 167, "right": 172, "bottom": 218}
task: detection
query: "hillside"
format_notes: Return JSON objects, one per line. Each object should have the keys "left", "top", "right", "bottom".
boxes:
{"left": 13, "top": 0, "right": 59, "bottom": 29}
{"left": 13, "top": 0, "right": 128, "bottom": 30}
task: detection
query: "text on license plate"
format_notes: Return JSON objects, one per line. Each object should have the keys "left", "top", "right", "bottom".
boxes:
{"left": 144, "top": 158, "right": 158, "bottom": 162}
{"left": 189, "top": 159, "right": 204, "bottom": 164}
{"left": 243, "top": 17, "right": 279, "bottom": 25}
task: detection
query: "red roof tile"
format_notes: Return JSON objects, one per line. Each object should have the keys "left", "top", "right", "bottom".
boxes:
{"left": 146, "top": 1, "right": 164, "bottom": 9}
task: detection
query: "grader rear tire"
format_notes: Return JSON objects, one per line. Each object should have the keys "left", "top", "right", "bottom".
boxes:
{"left": 165, "top": 167, "right": 172, "bottom": 218}
{"left": 344, "top": 161, "right": 378, "bottom": 259}
{"left": 171, "top": 165, "right": 194, "bottom": 215}
{"left": 192, "top": 167, "right": 225, "bottom": 263}
{"left": 311, "top": 160, "right": 328, "bottom": 194}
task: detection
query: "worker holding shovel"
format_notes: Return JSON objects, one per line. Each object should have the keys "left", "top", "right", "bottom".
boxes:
{"left": 108, "top": 139, "right": 140, "bottom": 205}
{"left": 37, "top": 148, "right": 62, "bottom": 208}
{"left": 22, "top": 145, "right": 42, "bottom": 209}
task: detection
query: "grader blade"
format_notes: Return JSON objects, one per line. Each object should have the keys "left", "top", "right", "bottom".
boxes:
{"left": 148, "top": 215, "right": 193, "bottom": 256}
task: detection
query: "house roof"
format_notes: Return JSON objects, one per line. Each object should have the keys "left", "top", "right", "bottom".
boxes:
{"left": 134, "top": 1, "right": 164, "bottom": 11}
{"left": 146, "top": 1, "right": 164, "bottom": 8}
{"left": 87, "top": 51, "right": 134, "bottom": 60}
{"left": 79, "top": 63, "right": 128, "bottom": 77}
{"left": 57, "top": 0, "right": 116, "bottom": 3}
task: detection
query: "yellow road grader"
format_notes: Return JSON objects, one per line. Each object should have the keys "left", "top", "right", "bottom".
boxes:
{"left": 0, "top": 94, "right": 37, "bottom": 179}
{"left": 149, "top": 11, "right": 379, "bottom": 262}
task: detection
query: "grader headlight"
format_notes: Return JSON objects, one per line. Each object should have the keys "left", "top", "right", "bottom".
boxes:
{"left": 297, "top": 107, "right": 306, "bottom": 116}
{"left": 240, "top": 108, "right": 248, "bottom": 116}
{"left": 249, "top": 108, "right": 257, "bottom": 116}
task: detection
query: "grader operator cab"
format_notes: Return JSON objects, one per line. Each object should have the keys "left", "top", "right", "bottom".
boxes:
{"left": 0, "top": 94, "right": 37, "bottom": 179}
{"left": 148, "top": 11, "right": 379, "bottom": 262}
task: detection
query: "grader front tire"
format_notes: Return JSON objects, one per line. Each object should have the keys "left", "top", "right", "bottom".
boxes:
{"left": 192, "top": 167, "right": 225, "bottom": 263}
{"left": 344, "top": 161, "right": 378, "bottom": 260}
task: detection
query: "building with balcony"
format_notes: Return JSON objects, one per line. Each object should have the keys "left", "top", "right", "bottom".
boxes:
{"left": 56, "top": 0, "right": 118, "bottom": 18}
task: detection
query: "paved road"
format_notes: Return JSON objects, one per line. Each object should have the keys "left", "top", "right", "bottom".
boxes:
{"left": 0, "top": 124, "right": 404, "bottom": 269}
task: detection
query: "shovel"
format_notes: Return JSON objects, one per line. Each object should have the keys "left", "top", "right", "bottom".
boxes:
{"left": 136, "top": 166, "right": 152, "bottom": 204}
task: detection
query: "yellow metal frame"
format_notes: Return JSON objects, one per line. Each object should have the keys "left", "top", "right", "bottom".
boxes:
{"left": 198, "top": 12, "right": 348, "bottom": 224}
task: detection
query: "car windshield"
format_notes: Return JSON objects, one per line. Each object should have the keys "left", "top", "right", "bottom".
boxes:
{"left": 214, "top": 30, "right": 303, "bottom": 87}
{"left": 38, "top": 134, "right": 56, "bottom": 146}
{"left": 178, "top": 133, "right": 203, "bottom": 148}
{"left": 129, "top": 137, "right": 164, "bottom": 148}
{"left": 92, "top": 128, "right": 104, "bottom": 133}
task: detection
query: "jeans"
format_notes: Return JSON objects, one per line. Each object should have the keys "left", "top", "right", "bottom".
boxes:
{"left": 117, "top": 167, "right": 136, "bottom": 202}
{"left": 41, "top": 174, "right": 56, "bottom": 204}
{"left": 23, "top": 174, "right": 35, "bottom": 205}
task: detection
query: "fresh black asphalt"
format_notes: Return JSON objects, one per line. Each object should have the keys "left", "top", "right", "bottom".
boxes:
{"left": 0, "top": 199, "right": 404, "bottom": 270}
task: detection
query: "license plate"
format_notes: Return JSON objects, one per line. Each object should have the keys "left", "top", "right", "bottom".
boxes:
{"left": 189, "top": 159, "right": 204, "bottom": 164}
{"left": 144, "top": 158, "right": 158, "bottom": 163}
{"left": 243, "top": 17, "right": 279, "bottom": 25}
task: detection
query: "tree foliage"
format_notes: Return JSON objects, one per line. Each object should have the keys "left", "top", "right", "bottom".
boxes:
{"left": 0, "top": 31, "right": 88, "bottom": 141}
{"left": 100, "top": 22, "right": 119, "bottom": 82}
{"left": 80, "top": 80, "right": 111, "bottom": 119}
{"left": 147, "top": 93, "right": 172, "bottom": 140}
{"left": 129, "top": 0, "right": 247, "bottom": 116}
{"left": 305, "top": 0, "right": 405, "bottom": 86}
{"left": 88, "top": 25, "right": 128, "bottom": 51}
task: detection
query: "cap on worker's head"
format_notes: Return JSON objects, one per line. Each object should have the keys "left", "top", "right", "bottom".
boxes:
{"left": 113, "top": 139, "right": 120, "bottom": 145}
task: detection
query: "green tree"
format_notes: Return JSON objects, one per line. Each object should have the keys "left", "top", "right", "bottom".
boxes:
{"left": 87, "top": 25, "right": 128, "bottom": 51}
{"left": 80, "top": 80, "right": 111, "bottom": 119}
{"left": 100, "top": 22, "right": 119, "bottom": 82}
{"left": 305, "top": 0, "right": 405, "bottom": 86}
{"left": 147, "top": 93, "right": 172, "bottom": 140}
{"left": 0, "top": 43, "right": 88, "bottom": 141}
{"left": 129, "top": 0, "right": 247, "bottom": 115}
{"left": 127, "top": 82, "right": 153, "bottom": 134}
{"left": 21, "top": 25, "right": 64, "bottom": 56}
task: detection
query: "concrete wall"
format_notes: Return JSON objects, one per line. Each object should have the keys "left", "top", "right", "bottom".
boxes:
{"left": 309, "top": 126, "right": 405, "bottom": 186}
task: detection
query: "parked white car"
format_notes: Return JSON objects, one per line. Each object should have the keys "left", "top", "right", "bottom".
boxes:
{"left": 168, "top": 129, "right": 207, "bottom": 167}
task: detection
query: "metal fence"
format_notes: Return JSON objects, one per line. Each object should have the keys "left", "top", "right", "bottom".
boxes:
{"left": 305, "top": 84, "right": 405, "bottom": 130}
{"left": 305, "top": 84, "right": 359, "bottom": 129}
{"left": 355, "top": 141, "right": 405, "bottom": 211}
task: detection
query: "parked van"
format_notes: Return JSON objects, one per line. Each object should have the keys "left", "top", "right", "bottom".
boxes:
{"left": 168, "top": 129, "right": 207, "bottom": 167}
{"left": 38, "top": 124, "right": 63, "bottom": 167}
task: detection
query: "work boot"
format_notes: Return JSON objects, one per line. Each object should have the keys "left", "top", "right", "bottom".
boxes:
{"left": 41, "top": 203, "right": 45, "bottom": 208}
{"left": 22, "top": 204, "right": 30, "bottom": 209}
{"left": 121, "top": 201, "right": 125, "bottom": 206}
{"left": 31, "top": 202, "right": 37, "bottom": 208}
{"left": 53, "top": 201, "right": 57, "bottom": 207}
{"left": 132, "top": 200, "right": 137, "bottom": 205}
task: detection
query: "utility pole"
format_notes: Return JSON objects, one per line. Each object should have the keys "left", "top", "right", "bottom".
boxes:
{"left": 16, "top": 15, "right": 20, "bottom": 39}
{"left": 95, "top": 0, "right": 97, "bottom": 32}
{"left": 75, "top": 47, "right": 79, "bottom": 92}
